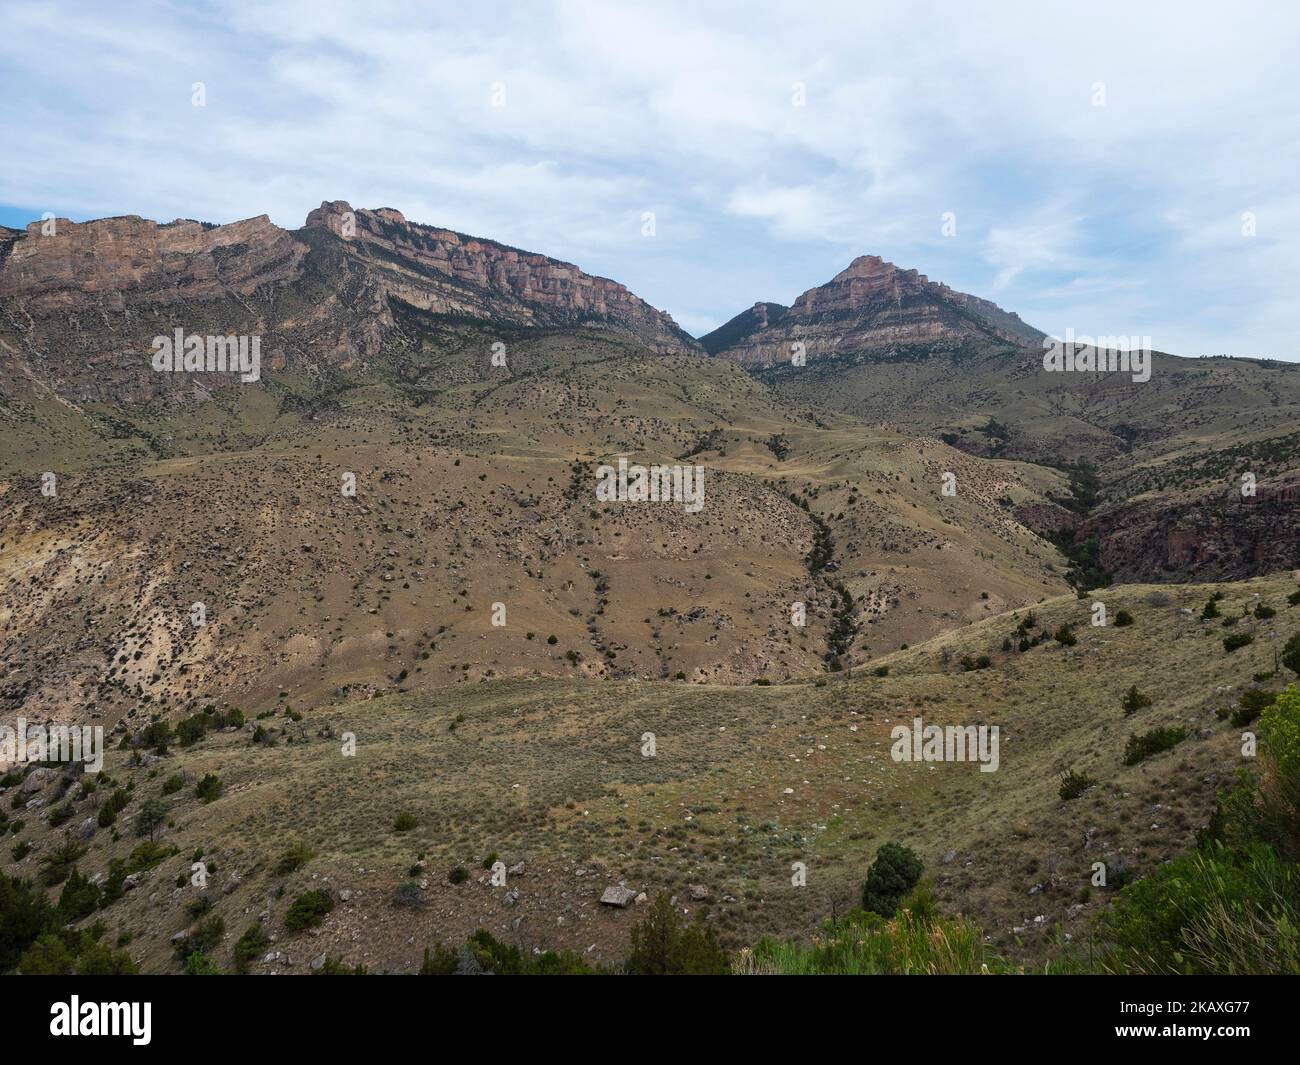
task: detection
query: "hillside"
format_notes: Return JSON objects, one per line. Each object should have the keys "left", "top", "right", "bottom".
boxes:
{"left": 0, "top": 324, "right": 1070, "bottom": 725}
{"left": 4, "top": 573, "right": 1295, "bottom": 972}
{"left": 703, "top": 255, "right": 1300, "bottom": 585}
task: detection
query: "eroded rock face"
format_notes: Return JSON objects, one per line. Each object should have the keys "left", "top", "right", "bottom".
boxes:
{"left": 1085, "top": 482, "right": 1300, "bottom": 582}
{"left": 0, "top": 200, "right": 698, "bottom": 406}
{"left": 303, "top": 201, "right": 695, "bottom": 352}
{"left": 0, "top": 214, "right": 306, "bottom": 311}
{"left": 704, "top": 255, "right": 1043, "bottom": 366}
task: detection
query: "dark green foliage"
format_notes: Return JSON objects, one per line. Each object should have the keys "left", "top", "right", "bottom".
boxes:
{"left": 1059, "top": 769, "right": 1098, "bottom": 800}
{"left": 183, "top": 951, "right": 223, "bottom": 975}
{"left": 1213, "top": 689, "right": 1300, "bottom": 863}
{"left": 98, "top": 787, "right": 129, "bottom": 827}
{"left": 1121, "top": 685, "right": 1152, "bottom": 716}
{"left": 1123, "top": 726, "right": 1187, "bottom": 765}
{"left": 173, "top": 914, "right": 225, "bottom": 963}
{"left": 162, "top": 773, "right": 185, "bottom": 795}
{"left": 392, "top": 812, "right": 418, "bottom": 832}
{"left": 134, "top": 798, "right": 168, "bottom": 839}
{"left": 176, "top": 714, "right": 208, "bottom": 747}
{"left": 99, "top": 860, "right": 127, "bottom": 906}
{"left": 137, "top": 720, "right": 172, "bottom": 753}
{"left": 824, "top": 582, "right": 858, "bottom": 669}
{"left": 232, "top": 923, "right": 270, "bottom": 973}
{"left": 1046, "top": 517, "right": 1111, "bottom": 592}
{"left": 127, "top": 840, "right": 170, "bottom": 871}
{"left": 17, "top": 932, "right": 76, "bottom": 974}
{"left": 195, "top": 774, "right": 223, "bottom": 803}
{"left": 1256, "top": 604, "right": 1277, "bottom": 619}
{"left": 1054, "top": 624, "right": 1077, "bottom": 646}
{"left": 38, "top": 840, "right": 87, "bottom": 886}
{"left": 624, "top": 893, "right": 729, "bottom": 975}
{"left": 274, "top": 842, "right": 315, "bottom": 876}
{"left": 1223, "top": 632, "right": 1254, "bottom": 652}
{"left": 56, "top": 868, "right": 102, "bottom": 922}
{"left": 74, "top": 935, "right": 138, "bottom": 975}
{"left": 186, "top": 895, "right": 213, "bottom": 920}
{"left": 1114, "top": 610, "right": 1135, "bottom": 627}
{"left": 861, "top": 842, "right": 924, "bottom": 918}
{"left": 448, "top": 865, "right": 469, "bottom": 884}
{"left": 1202, "top": 598, "right": 1221, "bottom": 619}
{"left": 284, "top": 890, "right": 333, "bottom": 932}
{"left": 1284, "top": 633, "right": 1300, "bottom": 676}
{"left": 463, "top": 929, "right": 591, "bottom": 975}
{"left": 0, "top": 873, "right": 55, "bottom": 971}
{"left": 1233, "top": 689, "right": 1277, "bottom": 728}
{"left": 788, "top": 493, "right": 834, "bottom": 574}
{"left": 418, "top": 943, "right": 459, "bottom": 974}
{"left": 1102, "top": 843, "right": 1298, "bottom": 974}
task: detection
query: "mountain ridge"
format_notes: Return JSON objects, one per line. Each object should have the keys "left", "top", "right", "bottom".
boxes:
{"left": 702, "top": 253, "right": 1045, "bottom": 364}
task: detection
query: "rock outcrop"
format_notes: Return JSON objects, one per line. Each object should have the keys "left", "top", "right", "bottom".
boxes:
{"left": 703, "top": 255, "right": 1043, "bottom": 366}
{"left": 0, "top": 200, "right": 698, "bottom": 406}
{"left": 1086, "top": 481, "right": 1300, "bottom": 583}
{"left": 303, "top": 201, "right": 696, "bottom": 353}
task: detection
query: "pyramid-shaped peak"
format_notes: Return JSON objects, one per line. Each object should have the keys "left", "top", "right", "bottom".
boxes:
{"left": 831, "top": 255, "right": 928, "bottom": 285}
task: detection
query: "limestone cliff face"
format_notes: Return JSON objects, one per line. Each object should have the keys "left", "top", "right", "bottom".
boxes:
{"left": 703, "top": 255, "right": 1043, "bottom": 366}
{"left": 0, "top": 214, "right": 305, "bottom": 310}
{"left": 302, "top": 201, "right": 696, "bottom": 352}
{"left": 0, "top": 200, "right": 698, "bottom": 404}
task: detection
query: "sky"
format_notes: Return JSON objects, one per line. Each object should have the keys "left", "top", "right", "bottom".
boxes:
{"left": 1, "top": 0, "right": 1297, "bottom": 357}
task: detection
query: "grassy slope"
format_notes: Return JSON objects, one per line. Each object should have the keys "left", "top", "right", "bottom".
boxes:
{"left": 5, "top": 572, "right": 1295, "bottom": 973}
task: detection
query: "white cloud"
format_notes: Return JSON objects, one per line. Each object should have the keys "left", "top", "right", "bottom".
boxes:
{"left": 0, "top": 0, "right": 1295, "bottom": 356}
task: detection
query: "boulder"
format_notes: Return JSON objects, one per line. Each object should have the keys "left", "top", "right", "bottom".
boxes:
{"left": 600, "top": 885, "right": 637, "bottom": 908}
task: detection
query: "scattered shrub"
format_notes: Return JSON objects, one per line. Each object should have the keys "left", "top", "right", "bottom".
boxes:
{"left": 1283, "top": 633, "right": 1300, "bottom": 676}
{"left": 392, "top": 882, "right": 425, "bottom": 909}
{"left": 173, "top": 914, "right": 225, "bottom": 963}
{"left": 194, "top": 774, "right": 223, "bottom": 803}
{"left": 418, "top": 943, "right": 459, "bottom": 975}
{"left": 624, "top": 893, "right": 728, "bottom": 975}
{"left": 273, "top": 843, "right": 315, "bottom": 876}
{"left": 1059, "top": 769, "right": 1098, "bottom": 800}
{"left": 232, "top": 923, "right": 270, "bottom": 973}
{"left": 862, "top": 842, "right": 924, "bottom": 917}
{"left": 1232, "top": 689, "right": 1277, "bottom": 728}
{"left": 1121, "top": 685, "right": 1152, "bottom": 716}
{"left": 1123, "top": 726, "right": 1187, "bottom": 765}
{"left": 284, "top": 890, "right": 334, "bottom": 932}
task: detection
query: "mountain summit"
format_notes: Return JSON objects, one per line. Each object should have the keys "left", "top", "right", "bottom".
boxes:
{"left": 701, "top": 254, "right": 1043, "bottom": 364}
{"left": 0, "top": 200, "right": 698, "bottom": 404}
